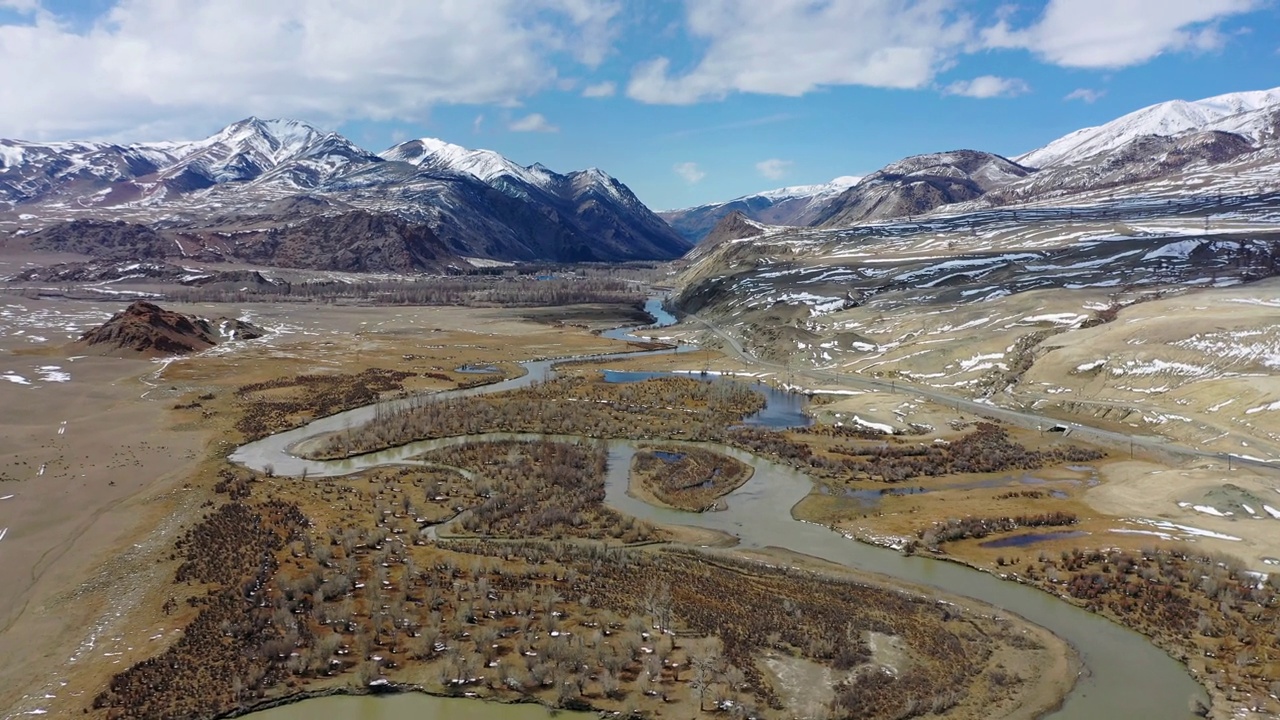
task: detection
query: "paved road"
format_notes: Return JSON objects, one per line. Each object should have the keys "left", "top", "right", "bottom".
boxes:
{"left": 679, "top": 308, "right": 1280, "bottom": 474}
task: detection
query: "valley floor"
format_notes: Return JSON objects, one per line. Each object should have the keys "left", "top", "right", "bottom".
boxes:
{"left": 0, "top": 296, "right": 1074, "bottom": 720}
{"left": 8, "top": 284, "right": 1280, "bottom": 718}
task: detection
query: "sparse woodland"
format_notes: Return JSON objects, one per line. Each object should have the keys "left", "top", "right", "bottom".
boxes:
{"left": 418, "top": 440, "right": 659, "bottom": 542}
{"left": 308, "top": 375, "right": 766, "bottom": 458}
{"left": 730, "top": 423, "right": 1103, "bottom": 485}
{"left": 909, "top": 512, "right": 1079, "bottom": 550}
{"left": 1010, "top": 546, "right": 1280, "bottom": 713}
{"left": 630, "top": 445, "right": 753, "bottom": 511}
{"left": 166, "top": 275, "right": 648, "bottom": 307}
{"left": 233, "top": 367, "right": 508, "bottom": 442}
{"left": 100, "top": 347, "right": 1280, "bottom": 719}
{"left": 94, "top": 443, "right": 1027, "bottom": 720}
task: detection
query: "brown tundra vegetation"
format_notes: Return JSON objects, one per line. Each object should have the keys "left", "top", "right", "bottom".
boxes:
{"left": 234, "top": 368, "right": 421, "bottom": 441}
{"left": 630, "top": 445, "right": 753, "bottom": 511}
{"left": 912, "top": 512, "right": 1079, "bottom": 550}
{"left": 90, "top": 439, "right": 1045, "bottom": 720}
{"left": 308, "top": 374, "right": 766, "bottom": 458}
{"left": 729, "top": 423, "right": 1103, "bottom": 485}
{"left": 417, "top": 440, "right": 659, "bottom": 543}
{"left": 1017, "top": 546, "right": 1280, "bottom": 714}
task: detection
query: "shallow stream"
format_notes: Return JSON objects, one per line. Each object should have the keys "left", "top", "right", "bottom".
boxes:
{"left": 231, "top": 297, "right": 1207, "bottom": 719}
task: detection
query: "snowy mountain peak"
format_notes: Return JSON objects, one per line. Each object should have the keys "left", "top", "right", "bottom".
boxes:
{"left": 381, "top": 137, "right": 468, "bottom": 165}
{"left": 381, "top": 137, "right": 558, "bottom": 192}
{"left": 749, "top": 176, "right": 863, "bottom": 202}
{"left": 201, "top": 117, "right": 326, "bottom": 159}
{"left": 1018, "top": 87, "right": 1280, "bottom": 168}
{"left": 567, "top": 166, "right": 634, "bottom": 206}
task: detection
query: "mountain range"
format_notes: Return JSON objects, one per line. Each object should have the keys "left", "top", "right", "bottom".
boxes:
{"left": 0, "top": 118, "right": 689, "bottom": 268}
{"left": 664, "top": 87, "right": 1280, "bottom": 242}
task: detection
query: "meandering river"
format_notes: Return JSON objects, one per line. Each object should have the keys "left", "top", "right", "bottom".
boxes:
{"left": 231, "top": 297, "right": 1206, "bottom": 719}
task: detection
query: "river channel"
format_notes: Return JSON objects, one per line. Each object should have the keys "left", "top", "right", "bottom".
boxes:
{"left": 231, "top": 297, "right": 1206, "bottom": 719}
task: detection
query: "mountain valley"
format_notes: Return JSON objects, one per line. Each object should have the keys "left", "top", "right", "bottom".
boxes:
{"left": 6, "top": 85, "right": 1280, "bottom": 720}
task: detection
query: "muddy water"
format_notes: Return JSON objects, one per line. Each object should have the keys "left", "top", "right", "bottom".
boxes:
{"left": 232, "top": 300, "right": 1208, "bottom": 720}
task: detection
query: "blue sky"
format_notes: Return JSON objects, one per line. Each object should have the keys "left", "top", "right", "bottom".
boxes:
{"left": 1, "top": 1, "right": 1278, "bottom": 210}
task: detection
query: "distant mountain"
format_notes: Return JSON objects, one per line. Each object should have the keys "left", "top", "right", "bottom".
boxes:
{"left": 664, "top": 86, "right": 1280, "bottom": 237}
{"left": 5, "top": 211, "right": 468, "bottom": 273}
{"left": 812, "top": 151, "right": 1031, "bottom": 227}
{"left": 659, "top": 176, "right": 861, "bottom": 243}
{"left": 1017, "top": 88, "right": 1280, "bottom": 168}
{"left": 0, "top": 118, "right": 690, "bottom": 265}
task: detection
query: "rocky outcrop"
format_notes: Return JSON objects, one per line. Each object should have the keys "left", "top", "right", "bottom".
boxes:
{"left": 24, "top": 220, "right": 172, "bottom": 260}
{"left": 77, "top": 300, "right": 265, "bottom": 356}
{"left": 701, "top": 211, "right": 766, "bottom": 249}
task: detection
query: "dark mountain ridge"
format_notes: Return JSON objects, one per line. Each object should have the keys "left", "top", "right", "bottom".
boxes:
{"left": 0, "top": 118, "right": 690, "bottom": 265}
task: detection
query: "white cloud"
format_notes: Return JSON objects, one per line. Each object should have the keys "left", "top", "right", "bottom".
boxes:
{"left": 755, "top": 158, "right": 793, "bottom": 180}
{"left": 472, "top": 114, "right": 485, "bottom": 133}
{"left": 627, "top": 0, "right": 974, "bottom": 104}
{"left": 1064, "top": 88, "right": 1106, "bottom": 103}
{"left": 0, "top": 0, "right": 40, "bottom": 12}
{"left": 0, "top": 0, "right": 620, "bottom": 140}
{"left": 508, "top": 113, "right": 559, "bottom": 132}
{"left": 581, "top": 81, "right": 616, "bottom": 98}
{"left": 943, "top": 75, "right": 1029, "bottom": 98}
{"left": 982, "top": 0, "right": 1260, "bottom": 68}
{"left": 673, "top": 161, "right": 705, "bottom": 183}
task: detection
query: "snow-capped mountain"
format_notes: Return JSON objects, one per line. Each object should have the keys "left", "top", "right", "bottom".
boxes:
{"left": 0, "top": 117, "right": 381, "bottom": 207}
{"left": 666, "top": 87, "right": 1280, "bottom": 237}
{"left": 0, "top": 119, "right": 689, "bottom": 264}
{"left": 813, "top": 151, "right": 1031, "bottom": 227}
{"left": 659, "top": 176, "right": 862, "bottom": 243}
{"left": 746, "top": 176, "right": 864, "bottom": 203}
{"left": 382, "top": 137, "right": 558, "bottom": 193}
{"left": 1017, "top": 87, "right": 1280, "bottom": 168}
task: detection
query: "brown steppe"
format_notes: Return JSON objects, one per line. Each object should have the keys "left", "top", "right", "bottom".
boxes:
{"left": 0, "top": 299, "right": 633, "bottom": 716}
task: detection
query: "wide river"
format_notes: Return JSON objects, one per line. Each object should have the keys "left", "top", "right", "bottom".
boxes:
{"left": 231, "top": 298, "right": 1207, "bottom": 720}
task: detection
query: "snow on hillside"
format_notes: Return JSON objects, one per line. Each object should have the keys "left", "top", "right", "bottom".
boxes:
{"left": 381, "top": 137, "right": 557, "bottom": 191}
{"left": 1018, "top": 87, "right": 1280, "bottom": 168}
{"left": 750, "top": 176, "right": 864, "bottom": 203}
{"left": 673, "top": 176, "right": 863, "bottom": 213}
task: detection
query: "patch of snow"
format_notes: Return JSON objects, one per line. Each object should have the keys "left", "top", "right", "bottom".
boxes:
{"left": 844, "top": 415, "right": 894, "bottom": 434}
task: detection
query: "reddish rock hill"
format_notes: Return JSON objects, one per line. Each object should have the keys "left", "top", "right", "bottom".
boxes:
{"left": 77, "top": 300, "right": 265, "bottom": 356}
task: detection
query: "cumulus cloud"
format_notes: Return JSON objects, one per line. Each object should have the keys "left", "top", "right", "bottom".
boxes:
{"left": 943, "top": 75, "right": 1029, "bottom": 98}
{"left": 673, "top": 161, "right": 705, "bottom": 183}
{"left": 755, "top": 158, "right": 793, "bottom": 180}
{"left": 508, "top": 113, "right": 559, "bottom": 132}
{"left": 0, "top": 0, "right": 620, "bottom": 140}
{"left": 627, "top": 0, "right": 974, "bottom": 104}
{"left": 982, "top": 0, "right": 1259, "bottom": 68}
{"left": 581, "top": 81, "right": 616, "bottom": 98}
{"left": 1064, "top": 88, "right": 1106, "bottom": 103}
